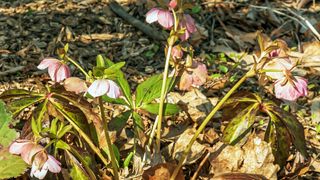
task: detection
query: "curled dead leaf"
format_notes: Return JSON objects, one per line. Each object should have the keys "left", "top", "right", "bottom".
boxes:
{"left": 142, "top": 163, "right": 184, "bottom": 180}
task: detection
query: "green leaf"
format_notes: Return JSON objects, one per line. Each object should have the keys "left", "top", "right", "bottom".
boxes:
{"left": 264, "top": 116, "right": 291, "bottom": 167}
{"left": 104, "top": 62, "right": 125, "bottom": 75}
{"left": 141, "top": 103, "right": 180, "bottom": 116}
{"left": 0, "top": 149, "right": 28, "bottom": 179}
{"left": 135, "top": 74, "right": 175, "bottom": 107}
{"left": 192, "top": 5, "right": 201, "bottom": 13}
{"left": 210, "top": 73, "right": 221, "bottom": 79}
{"left": 96, "top": 54, "right": 105, "bottom": 67}
{"left": 218, "top": 65, "right": 228, "bottom": 73}
{"left": 116, "top": 73, "right": 133, "bottom": 107}
{"left": 123, "top": 151, "right": 134, "bottom": 168}
{"left": 268, "top": 105, "right": 308, "bottom": 158}
{"left": 0, "top": 89, "right": 33, "bottom": 100}
{"left": 132, "top": 112, "right": 144, "bottom": 131}
{"left": 31, "top": 117, "right": 41, "bottom": 138}
{"left": 101, "top": 94, "right": 128, "bottom": 106}
{"left": 0, "top": 100, "right": 18, "bottom": 147}
{"left": 109, "top": 111, "right": 131, "bottom": 132}
{"left": 57, "top": 124, "right": 73, "bottom": 139}
{"left": 69, "top": 152, "right": 89, "bottom": 180}
{"left": 8, "top": 96, "right": 44, "bottom": 116}
{"left": 144, "top": 50, "right": 156, "bottom": 58}
{"left": 223, "top": 103, "right": 259, "bottom": 144}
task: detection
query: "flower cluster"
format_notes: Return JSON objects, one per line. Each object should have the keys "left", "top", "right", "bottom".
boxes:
{"left": 263, "top": 49, "right": 308, "bottom": 101}
{"left": 145, "top": 0, "right": 197, "bottom": 41}
{"left": 38, "top": 58, "right": 121, "bottom": 99}
{"left": 9, "top": 140, "right": 61, "bottom": 179}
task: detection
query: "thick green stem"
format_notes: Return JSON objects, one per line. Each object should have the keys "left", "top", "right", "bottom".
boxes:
{"left": 156, "top": 45, "right": 173, "bottom": 153}
{"left": 170, "top": 69, "right": 255, "bottom": 180}
{"left": 66, "top": 56, "right": 90, "bottom": 79}
{"left": 98, "top": 97, "right": 120, "bottom": 180}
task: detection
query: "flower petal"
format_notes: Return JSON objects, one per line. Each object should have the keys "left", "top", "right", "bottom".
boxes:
{"left": 146, "top": 8, "right": 160, "bottom": 24}
{"left": 171, "top": 46, "right": 183, "bottom": 59}
{"left": 21, "top": 144, "right": 43, "bottom": 165}
{"left": 64, "top": 77, "right": 88, "bottom": 94}
{"left": 157, "top": 10, "right": 174, "bottom": 29}
{"left": 274, "top": 76, "right": 308, "bottom": 101}
{"left": 184, "top": 14, "right": 197, "bottom": 33}
{"left": 106, "top": 80, "right": 121, "bottom": 99}
{"left": 31, "top": 165, "right": 48, "bottom": 180}
{"left": 55, "top": 64, "right": 71, "bottom": 82}
{"left": 9, "top": 140, "right": 31, "bottom": 155}
{"left": 37, "top": 58, "right": 59, "bottom": 70}
{"left": 47, "top": 62, "right": 61, "bottom": 82}
{"left": 168, "top": 0, "right": 177, "bottom": 9}
{"left": 179, "top": 71, "right": 193, "bottom": 91}
{"left": 265, "top": 58, "right": 293, "bottom": 79}
{"left": 87, "top": 79, "right": 110, "bottom": 98}
{"left": 191, "top": 62, "right": 207, "bottom": 87}
{"left": 47, "top": 155, "right": 62, "bottom": 173}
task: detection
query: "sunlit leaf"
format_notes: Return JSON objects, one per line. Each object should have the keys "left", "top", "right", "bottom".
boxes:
{"left": 0, "top": 89, "right": 36, "bottom": 100}
{"left": 223, "top": 103, "right": 259, "bottom": 144}
{"left": 109, "top": 110, "right": 131, "bottom": 132}
{"left": 0, "top": 149, "right": 28, "bottom": 179}
{"left": 7, "top": 96, "right": 44, "bottom": 116}
{"left": 0, "top": 100, "right": 18, "bottom": 147}
{"left": 141, "top": 103, "right": 180, "bottom": 116}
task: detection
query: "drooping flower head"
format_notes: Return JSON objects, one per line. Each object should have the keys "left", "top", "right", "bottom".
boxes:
{"left": 274, "top": 75, "right": 308, "bottom": 101}
{"left": 263, "top": 58, "right": 293, "bottom": 80}
{"left": 38, "top": 58, "right": 70, "bottom": 82}
{"left": 9, "top": 140, "right": 61, "bottom": 179}
{"left": 64, "top": 77, "right": 88, "bottom": 94}
{"left": 171, "top": 45, "right": 183, "bottom": 60}
{"left": 178, "top": 14, "right": 197, "bottom": 41}
{"left": 87, "top": 79, "right": 121, "bottom": 98}
{"left": 146, "top": 8, "right": 174, "bottom": 29}
{"left": 179, "top": 62, "right": 207, "bottom": 91}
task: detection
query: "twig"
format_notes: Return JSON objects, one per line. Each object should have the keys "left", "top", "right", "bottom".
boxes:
{"left": 0, "top": 66, "right": 25, "bottom": 76}
{"left": 191, "top": 150, "right": 210, "bottom": 180}
{"left": 108, "top": 1, "right": 166, "bottom": 41}
{"left": 286, "top": 8, "right": 320, "bottom": 41}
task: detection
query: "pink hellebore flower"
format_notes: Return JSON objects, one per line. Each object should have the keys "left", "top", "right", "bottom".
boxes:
{"left": 179, "top": 14, "right": 197, "bottom": 41}
{"left": 264, "top": 58, "right": 293, "bottom": 80}
{"left": 146, "top": 8, "right": 174, "bottom": 29}
{"left": 171, "top": 46, "right": 183, "bottom": 60}
{"left": 9, "top": 140, "right": 62, "bottom": 179}
{"left": 87, "top": 79, "right": 121, "bottom": 98}
{"left": 274, "top": 76, "right": 308, "bottom": 101}
{"left": 31, "top": 152, "right": 61, "bottom": 180}
{"left": 38, "top": 58, "right": 70, "bottom": 82}
{"left": 64, "top": 77, "right": 88, "bottom": 94}
{"left": 179, "top": 62, "right": 207, "bottom": 91}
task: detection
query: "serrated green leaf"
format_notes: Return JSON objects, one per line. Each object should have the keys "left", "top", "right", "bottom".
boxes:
{"left": 141, "top": 103, "right": 180, "bottom": 115}
{"left": 223, "top": 103, "right": 259, "bottom": 144}
{"left": 57, "top": 124, "right": 72, "bottom": 139}
{"left": 0, "top": 100, "right": 18, "bottom": 147}
{"left": 0, "top": 150, "right": 28, "bottom": 179}
{"left": 104, "top": 62, "right": 125, "bottom": 75}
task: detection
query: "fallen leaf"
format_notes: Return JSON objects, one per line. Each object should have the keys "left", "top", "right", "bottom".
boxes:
{"left": 142, "top": 163, "right": 185, "bottom": 180}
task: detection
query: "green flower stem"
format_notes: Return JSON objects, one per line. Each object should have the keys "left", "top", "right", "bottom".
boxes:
{"left": 156, "top": 44, "right": 173, "bottom": 153}
{"left": 66, "top": 56, "right": 90, "bottom": 79}
{"left": 170, "top": 69, "right": 256, "bottom": 180}
{"left": 50, "top": 100, "right": 109, "bottom": 167}
{"left": 98, "top": 97, "right": 120, "bottom": 180}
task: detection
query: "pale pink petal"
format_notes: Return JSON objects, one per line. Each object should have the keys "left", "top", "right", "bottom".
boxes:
{"left": 179, "top": 29, "right": 190, "bottom": 41}
{"left": 265, "top": 58, "right": 293, "bottom": 79}
{"left": 274, "top": 76, "right": 308, "bottom": 101}
{"left": 184, "top": 14, "right": 197, "bottom": 33}
{"left": 168, "top": 0, "right": 177, "bottom": 9}
{"left": 37, "top": 58, "right": 60, "bottom": 70}
{"left": 269, "top": 49, "right": 281, "bottom": 58}
{"left": 47, "top": 63, "right": 61, "bottom": 82}
{"left": 106, "top": 80, "right": 121, "bottom": 99}
{"left": 31, "top": 163, "right": 48, "bottom": 180}
{"left": 55, "top": 64, "right": 71, "bottom": 82}
{"left": 157, "top": 10, "right": 174, "bottom": 29}
{"left": 146, "top": 8, "right": 160, "bottom": 24}
{"left": 87, "top": 79, "right": 110, "bottom": 98}
{"left": 21, "top": 144, "right": 43, "bottom": 165}
{"left": 171, "top": 46, "right": 183, "bottom": 59}
{"left": 9, "top": 140, "right": 31, "bottom": 155}
{"left": 64, "top": 77, "right": 88, "bottom": 94}
{"left": 191, "top": 62, "right": 207, "bottom": 87}
{"left": 47, "top": 155, "right": 62, "bottom": 173}
{"left": 179, "top": 71, "right": 193, "bottom": 91}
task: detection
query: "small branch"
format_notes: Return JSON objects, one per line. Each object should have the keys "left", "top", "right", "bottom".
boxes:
{"left": 108, "top": 1, "right": 166, "bottom": 41}
{"left": 0, "top": 66, "right": 25, "bottom": 76}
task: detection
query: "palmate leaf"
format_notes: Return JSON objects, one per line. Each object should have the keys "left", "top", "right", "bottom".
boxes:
{"left": 0, "top": 100, "right": 19, "bottom": 147}
{"left": 267, "top": 105, "right": 308, "bottom": 158}
{"left": 0, "top": 89, "right": 35, "bottom": 100}
{"left": 222, "top": 103, "right": 259, "bottom": 144}
{"left": 8, "top": 96, "right": 44, "bottom": 116}
{"left": 0, "top": 149, "right": 28, "bottom": 179}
